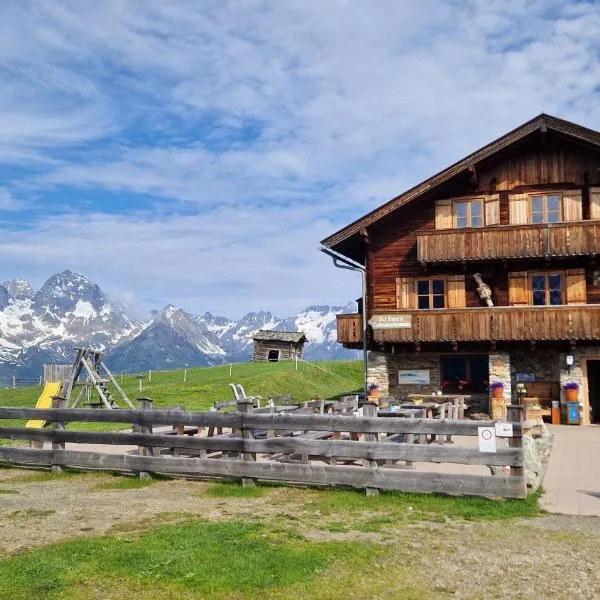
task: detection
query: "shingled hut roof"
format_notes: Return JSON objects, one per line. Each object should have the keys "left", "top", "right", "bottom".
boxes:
{"left": 251, "top": 330, "right": 307, "bottom": 343}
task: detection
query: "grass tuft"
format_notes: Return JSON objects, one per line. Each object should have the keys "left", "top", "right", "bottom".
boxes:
{"left": 205, "top": 481, "right": 268, "bottom": 498}
{"left": 94, "top": 474, "right": 170, "bottom": 490}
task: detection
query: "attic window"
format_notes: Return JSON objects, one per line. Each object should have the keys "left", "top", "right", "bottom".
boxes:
{"left": 455, "top": 199, "right": 483, "bottom": 228}
{"left": 531, "top": 194, "right": 561, "bottom": 224}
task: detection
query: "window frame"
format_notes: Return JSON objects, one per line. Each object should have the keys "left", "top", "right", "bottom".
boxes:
{"left": 452, "top": 197, "right": 484, "bottom": 229}
{"left": 415, "top": 277, "right": 447, "bottom": 310}
{"left": 528, "top": 271, "right": 565, "bottom": 306}
{"left": 528, "top": 192, "right": 563, "bottom": 224}
{"left": 440, "top": 354, "right": 489, "bottom": 394}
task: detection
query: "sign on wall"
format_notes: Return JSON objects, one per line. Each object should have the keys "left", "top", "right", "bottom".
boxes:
{"left": 515, "top": 372, "right": 535, "bottom": 383}
{"left": 398, "top": 370, "right": 430, "bottom": 385}
{"left": 369, "top": 314, "right": 412, "bottom": 329}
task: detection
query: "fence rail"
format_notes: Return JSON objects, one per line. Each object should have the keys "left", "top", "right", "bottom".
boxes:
{"left": 0, "top": 402, "right": 526, "bottom": 499}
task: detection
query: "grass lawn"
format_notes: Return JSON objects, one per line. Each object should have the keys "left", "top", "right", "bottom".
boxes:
{"left": 0, "top": 360, "right": 362, "bottom": 432}
{"left": 0, "top": 474, "right": 554, "bottom": 600}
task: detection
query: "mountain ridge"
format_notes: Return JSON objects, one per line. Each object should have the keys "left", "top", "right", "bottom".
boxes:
{"left": 0, "top": 270, "right": 357, "bottom": 378}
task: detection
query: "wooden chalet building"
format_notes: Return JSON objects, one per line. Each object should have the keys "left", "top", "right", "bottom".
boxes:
{"left": 322, "top": 114, "right": 600, "bottom": 425}
{"left": 251, "top": 330, "right": 307, "bottom": 362}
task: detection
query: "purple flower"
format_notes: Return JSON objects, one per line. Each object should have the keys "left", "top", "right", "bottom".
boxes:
{"left": 490, "top": 382, "right": 504, "bottom": 390}
{"left": 368, "top": 383, "right": 380, "bottom": 392}
{"left": 563, "top": 382, "right": 579, "bottom": 391}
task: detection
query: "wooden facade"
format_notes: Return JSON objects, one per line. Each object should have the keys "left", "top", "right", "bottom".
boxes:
{"left": 337, "top": 305, "right": 600, "bottom": 344}
{"left": 323, "top": 115, "right": 600, "bottom": 424}
{"left": 251, "top": 331, "right": 306, "bottom": 362}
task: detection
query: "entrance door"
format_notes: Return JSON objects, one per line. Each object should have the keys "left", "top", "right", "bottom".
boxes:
{"left": 268, "top": 350, "right": 280, "bottom": 362}
{"left": 587, "top": 360, "right": 600, "bottom": 424}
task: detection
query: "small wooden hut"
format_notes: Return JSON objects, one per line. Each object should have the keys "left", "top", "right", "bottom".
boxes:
{"left": 251, "top": 330, "right": 307, "bottom": 362}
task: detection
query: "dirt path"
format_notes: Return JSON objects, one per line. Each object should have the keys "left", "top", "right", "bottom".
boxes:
{"left": 541, "top": 425, "right": 600, "bottom": 516}
{"left": 1, "top": 467, "right": 599, "bottom": 599}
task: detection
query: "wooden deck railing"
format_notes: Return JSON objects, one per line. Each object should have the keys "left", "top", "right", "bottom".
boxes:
{"left": 417, "top": 220, "right": 600, "bottom": 262}
{"left": 0, "top": 399, "right": 526, "bottom": 498}
{"left": 337, "top": 305, "right": 600, "bottom": 344}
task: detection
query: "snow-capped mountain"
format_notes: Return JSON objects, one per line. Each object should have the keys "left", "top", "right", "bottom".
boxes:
{"left": 0, "top": 270, "right": 357, "bottom": 378}
{"left": 0, "top": 270, "right": 142, "bottom": 377}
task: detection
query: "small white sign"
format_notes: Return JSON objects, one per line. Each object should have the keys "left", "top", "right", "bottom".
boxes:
{"left": 494, "top": 422, "right": 513, "bottom": 438}
{"left": 398, "top": 370, "right": 430, "bottom": 385}
{"left": 478, "top": 426, "right": 497, "bottom": 453}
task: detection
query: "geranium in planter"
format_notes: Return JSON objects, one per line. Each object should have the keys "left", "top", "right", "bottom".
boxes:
{"left": 490, "top": 382, "right": 504, "bottom": 398}
{"left": 564, "top": 382, "right": 579, "bottom": 402}
{"left": 367, "top": 383, "right": 380, "bottom": 397}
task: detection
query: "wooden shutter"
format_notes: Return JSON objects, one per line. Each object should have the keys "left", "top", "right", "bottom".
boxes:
{"left": 435, "top": 200, "right": 452, "bottom": 230}
{"left": 590, "top": 186, "right": 600, "bottom": 220}
{"left": 396, "top": 277, "right": 415, "bottom": 309}
{"left": 562, "top": 189, "right": 582, "bottom": 221}
{"left": 566, "top": 268, "right": 586, "bottom": 304}
{"left": 484, "top": 194, "right": 499, "bottom": 226}
{"left": 509, "top": 193, "right": 528, "bottom": 224}
{"left": 508, "top": 271, "right": 528, "bottom": 305}
{"left": 447, "top": 275, "right": 466, "bottom": 308}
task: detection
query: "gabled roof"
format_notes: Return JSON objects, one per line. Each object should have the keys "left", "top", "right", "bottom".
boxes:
{"left": 321, "top": 113, "right": 600, "bottom": 251}
{"left": 252, "top": 330, "right": 307, "bottom": 343}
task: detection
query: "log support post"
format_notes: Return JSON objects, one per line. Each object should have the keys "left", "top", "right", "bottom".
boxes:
{"left": 362, "top": 401, "right": 379, "bottom": 497}
{"left": 51, "top": 396, "right": 68, "bottom": 473}
{"left": 507, "top": 404, "right": 525, "bottom": 480}
{"left": 237, "top": 399, "right": 257, "bottom": 488}
{"left": 137, "top": 397, "right": 154, "bottom": 480}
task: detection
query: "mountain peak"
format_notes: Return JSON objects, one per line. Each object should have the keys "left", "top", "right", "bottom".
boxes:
{"left": 2, "top": 278, "right": 34, "bottom": 300}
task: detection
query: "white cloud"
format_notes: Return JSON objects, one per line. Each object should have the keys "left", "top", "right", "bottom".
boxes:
{"left": 0, "top": 1, "right": 599, "bottom": 315}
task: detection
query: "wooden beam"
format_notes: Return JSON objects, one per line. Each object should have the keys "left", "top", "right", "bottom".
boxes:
{"left": 0, "top": 447, "right": 527, "bottom": 498}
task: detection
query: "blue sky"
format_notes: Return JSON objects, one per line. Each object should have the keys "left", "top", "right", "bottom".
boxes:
{"left": 1, "top": 0, "right": 600, "bottom": 318}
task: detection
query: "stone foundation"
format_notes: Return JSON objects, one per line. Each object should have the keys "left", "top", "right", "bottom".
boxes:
{"left": 489, "top": 352, "right": 511, "bottom": 403}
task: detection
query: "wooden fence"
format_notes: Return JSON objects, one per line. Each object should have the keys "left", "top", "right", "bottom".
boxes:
{"left": 0, "top": 400, "right": 526, "bottom": 499}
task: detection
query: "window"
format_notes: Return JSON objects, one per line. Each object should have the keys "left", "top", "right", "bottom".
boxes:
{"left": 267, "top": 350, "right": 280, "bottom": 362}
{"left": 441, "top": 356, "right": 488, "bottom": 394}
{"left": 530, "top": 194, "right": 561, "bottom": 224}
{"left": 454, "top": 199, "right": 483, "bottom": 228}
{"left": 417, "top": 279, "right": 445, "bottom": 309}
{"left": 530, "top": 273, "right": 563, "bottom": 305}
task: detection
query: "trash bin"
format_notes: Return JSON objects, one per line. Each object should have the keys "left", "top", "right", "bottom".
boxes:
{"left": 551, "top": 400, "right": 561, "bottom": 425}
{"left": 566, "top": 401, "right": 580, "bottom": 425}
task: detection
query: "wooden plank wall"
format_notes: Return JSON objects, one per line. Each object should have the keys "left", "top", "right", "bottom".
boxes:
{"left": 0, "top": 405, "right": 526, "bottom": 499}
{"left": 367, "top": 134, "right": 600, "bottom": 315}
{"left": 252, "top": 341, "right": 304, "bottom": 362}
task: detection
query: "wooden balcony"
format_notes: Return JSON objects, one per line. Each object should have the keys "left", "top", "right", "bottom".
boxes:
{"left": 337, "top": 313, "right": 363, "bottom": 344}
{"left": 336, "top": 305, "right": 600, "bottom": 345}
{"left": 417, "top": 220, "right": 600, "bottom": 263}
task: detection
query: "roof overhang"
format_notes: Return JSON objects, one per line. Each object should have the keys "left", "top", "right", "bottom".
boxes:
{"left": 321, "top": 113, "right": 600, "bottom": 258}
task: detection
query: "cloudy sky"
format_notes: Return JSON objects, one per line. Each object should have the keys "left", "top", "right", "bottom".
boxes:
{"left": 1, "top": 1, "right": 599, "bottom": 318}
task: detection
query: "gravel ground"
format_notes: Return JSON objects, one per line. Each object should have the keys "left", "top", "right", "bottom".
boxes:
{"left": 0, "top": 467, "right": 599, "bottom": 599}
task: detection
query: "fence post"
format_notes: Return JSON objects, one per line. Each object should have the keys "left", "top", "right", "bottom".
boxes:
{"left": 184, "top": 369, "right": 187, "bottom": 383}
{"left": 362, "top": 401, "right": 379, "bottom": 497}
{"left": 148, "top": 370, "right": 152, "bottom": 383}
{"left": 12, "top": 376, "right": 15, "bottom": 389}
{"left": 137, "top": 397, "right": 154, "bottom": 480}
{"left": 506, "top": 404, "right": 525, "bottom": 480}
{"left": 237, "top": 399, "right": 256, "bottom": 488}
{"left": 51, "top": 396, "right": 68, "bottom": 473}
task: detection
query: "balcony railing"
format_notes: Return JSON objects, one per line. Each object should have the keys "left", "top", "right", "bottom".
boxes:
{"left": 336, "top": 305, "right": 600, "bottom": 345}
{"left": 416, "top": 220, "right": 600, "bottom": 263}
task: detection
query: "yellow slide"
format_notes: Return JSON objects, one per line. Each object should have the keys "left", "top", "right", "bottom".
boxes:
{"left": 26, "top": 382, "right": 62, "bottom": 429}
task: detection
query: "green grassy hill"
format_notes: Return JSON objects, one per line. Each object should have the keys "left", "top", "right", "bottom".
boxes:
{"left": 0, "top": 360, "right": 362, "bottom": 413}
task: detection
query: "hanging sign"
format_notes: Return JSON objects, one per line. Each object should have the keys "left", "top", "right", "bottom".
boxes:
{"left": 369, "top": 314, "right": 412, "bottom": 329}
{"left": 478, "top": 426, "right": 497, "bottom": 453}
